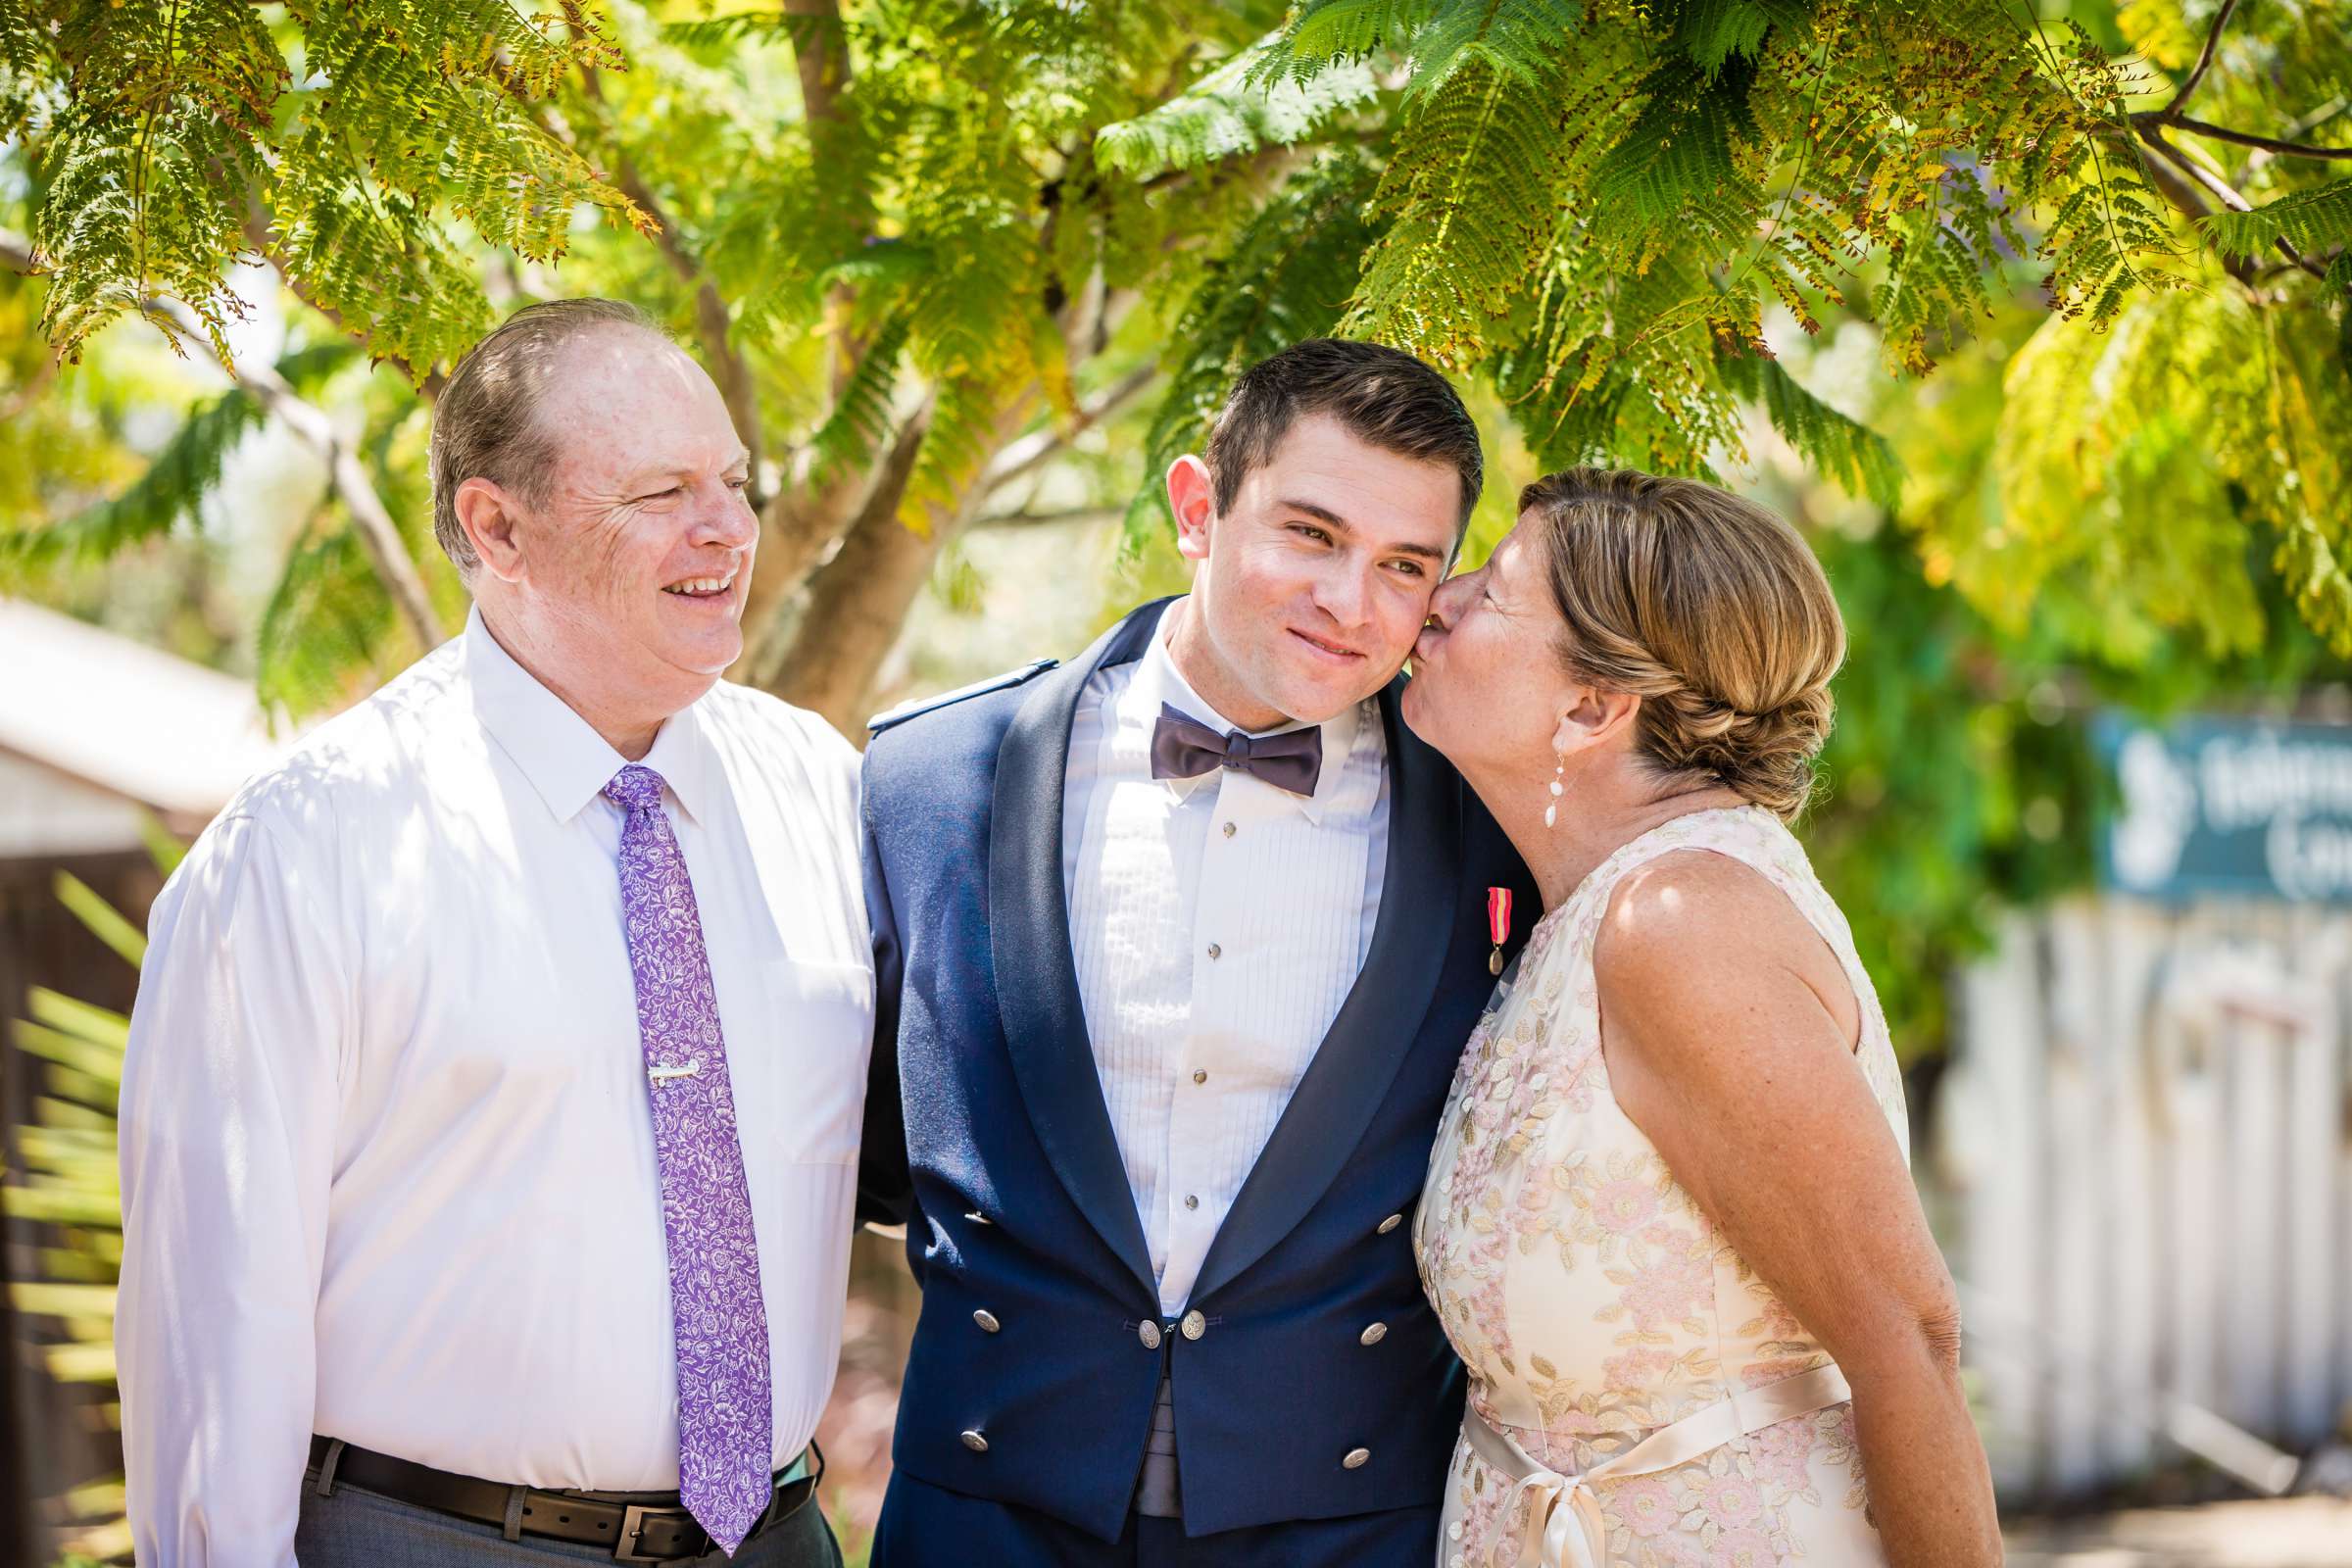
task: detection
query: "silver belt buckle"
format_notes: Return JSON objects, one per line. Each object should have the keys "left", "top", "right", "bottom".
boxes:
{"left": 612, "top": 1502, "right": 696, "bottom": 1564}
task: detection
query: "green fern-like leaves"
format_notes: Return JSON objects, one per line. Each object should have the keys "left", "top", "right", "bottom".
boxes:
{"left": 0, "top": 385, "right": 263, "bottom": 574}
{"left": 1096, "top": 39, "right": 1379, "bottom": 178}
{"left": 1126, "top": 153, "right": 1382, "bottom": 546}
{"left": 1716, "top": 348, "right": 1901, "bottom": 511}
{"left": 1346, "top": 56, "right": 1588, "bottom": 365}
{"left": 257, "top": 514, "right": 394, "bottom": 716}
{"left": 24, "top": 0, "right": 647, "bottom": 378}
{"left": 33, "top": 1, "right": 285, "bottom": 364}
{"left": 2200, "top": 180, "right": 2352, "bottom": 262}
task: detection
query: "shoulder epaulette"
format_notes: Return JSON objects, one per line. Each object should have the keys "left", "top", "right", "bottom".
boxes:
{"left": 867, "top": 658, "right": 1058, "bottom": 735}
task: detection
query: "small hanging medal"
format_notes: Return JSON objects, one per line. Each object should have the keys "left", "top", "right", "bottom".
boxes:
{"left": 1486, "top": 885, "right": 1513, "bottom": 975}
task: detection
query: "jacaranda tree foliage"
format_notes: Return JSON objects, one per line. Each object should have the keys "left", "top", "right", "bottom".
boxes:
{"left": 4, "top": 0, "right": 2347, "bottom": 728}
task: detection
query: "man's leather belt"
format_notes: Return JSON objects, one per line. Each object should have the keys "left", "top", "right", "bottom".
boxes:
{"left": 305, "top": 1434, "right": 820, "bottom": 1563}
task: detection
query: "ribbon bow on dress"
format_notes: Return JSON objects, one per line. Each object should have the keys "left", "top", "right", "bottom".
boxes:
{"left": 1466, "top": 1362, "right": 1854, "bottom": 1568}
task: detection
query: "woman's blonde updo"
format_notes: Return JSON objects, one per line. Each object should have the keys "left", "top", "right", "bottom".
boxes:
{"left": 1520, "top": 468, "right": 1845, "bottom": 822}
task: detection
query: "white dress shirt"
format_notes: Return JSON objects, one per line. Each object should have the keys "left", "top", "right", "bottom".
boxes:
{"left": 1062, "top": 603, "right": 1388, "bottom": 1315}
{"left": 116, "top": 608, "right": 874, "bottom": 1567}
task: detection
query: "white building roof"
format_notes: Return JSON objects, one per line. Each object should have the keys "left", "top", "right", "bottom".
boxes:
{"left": 0, "top": 599, "right": 290, "bottom": 851}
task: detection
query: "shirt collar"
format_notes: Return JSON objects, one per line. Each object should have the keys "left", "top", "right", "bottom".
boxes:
{"left": 1117, "top": 600, "right": 1365, "bottom": 826}
{"left": 465, "top": 606, "right": 718, "bottom": 826}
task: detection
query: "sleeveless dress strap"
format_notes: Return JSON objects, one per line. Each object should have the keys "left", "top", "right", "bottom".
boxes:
{"left": 1465, "top": 1362, "right": 1854, "bottom": 1568}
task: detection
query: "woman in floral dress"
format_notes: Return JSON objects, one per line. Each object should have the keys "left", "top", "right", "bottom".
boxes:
{"left": 1400, "top": 470, "right": 1998, "bottom": 1566}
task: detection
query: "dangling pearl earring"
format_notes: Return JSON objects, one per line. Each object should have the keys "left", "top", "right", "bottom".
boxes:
{"left": 1544, "top": 752, "right": 1566, "bottom": 829}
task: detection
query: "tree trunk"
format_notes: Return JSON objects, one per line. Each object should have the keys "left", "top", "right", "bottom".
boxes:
{"left": 731, "top": 460, "right": 870, "bottom": 677}
{"left": 768, "top": 390, "right": 1038, "bottom": 732}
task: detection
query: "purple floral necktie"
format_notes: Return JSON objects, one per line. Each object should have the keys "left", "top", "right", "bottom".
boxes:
{"left": 605, "top": 764, "right": 772, "bottom": 1553}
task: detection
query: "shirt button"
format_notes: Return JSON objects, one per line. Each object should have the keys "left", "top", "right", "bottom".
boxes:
{"left": 1342, "top": 1447, "right": 1371, "bottom": 1470}
{"left": 1193, "top": 1069, "right": 1208, "bottom": 1085}
{"left": 1377, "top": 1213, "right": 1403, "bottom": 1235}
{"left": 960, "top": 1430, "right": 989, "bottom": 1453}
{"left": 1222, "top": 821, "right": 1236, "bottom": 838}
{"left": 1181, "top": 1309, "right": 1206, "bottom": 1341}
{"left": 1139, "top": 1320, "right": 1163, "bottom": 1350}
{"left": 973, "top": 1309, "right": 1001, "bottom": 1334}
{"left": 1184, "top": 1194, "right": 1200, "bottom": 1210}
{"left": 1206, "top": 943, "right": 1221, "bottom": 960}
{"left": 1359, "top": 1322, "right": 1388, "bottom": 1347}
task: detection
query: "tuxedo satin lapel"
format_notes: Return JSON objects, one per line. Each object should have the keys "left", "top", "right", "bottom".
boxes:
{"left": 1190, "top": 677, "right": 1461, "bottom": 1304}
{"left": 989, "top": 602, "right": 1170, "bottom": 1296}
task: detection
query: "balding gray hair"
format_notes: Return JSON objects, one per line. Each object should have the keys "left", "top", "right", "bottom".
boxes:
{"left": 428, "top": 298, "right": 669, "bottom": 573}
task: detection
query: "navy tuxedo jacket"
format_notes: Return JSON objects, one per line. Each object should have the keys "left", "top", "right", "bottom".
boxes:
{"left": 857, "top": 599, "right": 1535, "bottom": 1543}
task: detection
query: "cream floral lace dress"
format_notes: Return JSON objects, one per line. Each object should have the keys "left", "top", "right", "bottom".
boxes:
{"left": 1415, "top": 807, "right": 1904, "bottom": 1568}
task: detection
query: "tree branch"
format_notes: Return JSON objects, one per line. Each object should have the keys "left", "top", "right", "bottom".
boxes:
{"left": 2130, "top": 141, "right": 2263, "bottom": 290}
{"left": 770, "top": 387, "right": 1040, "bottom": 731}
{"left": 978, "top": 361, "right": 1157, "bottom": 496}
{"left": 784, "top": 0, "right": 871, "bottom": 403}
{"left": 2136, "top": 126, "right": 2329, "bottom": 282}
{"left": 2161, "top": 0, "right": 2237, "bottom": 118}
{"left": 139, "top": 295, "right": 449, "bottom": 652}
{"left": 560, "top": 44, "right": 767, "bottom": 505}
{"left": 2132, "top": 111, "right": 2352, "bottom": 163}
{"left": 239, "top": 365, "right": 450, "bottom": 655}
{"left": 9, "top": 221, "right": 446, "bottom": 645}
{"left": 972, "top": 505, "right": 1122, "bottom": 530}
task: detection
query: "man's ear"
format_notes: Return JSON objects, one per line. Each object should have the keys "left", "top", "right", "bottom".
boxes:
{"left": 455, "top": 477, "right": 528, "bottom": 585}
{"left": 1552, "top": 686, "right": 1641, "bottom": 759}
{"left": 1166, "top": 455, "right": 1216, "bottom": 564}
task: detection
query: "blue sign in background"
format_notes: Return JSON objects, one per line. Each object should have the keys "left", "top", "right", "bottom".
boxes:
{"left": 2096, "top": 711, "right": 2352, "bottom": 905}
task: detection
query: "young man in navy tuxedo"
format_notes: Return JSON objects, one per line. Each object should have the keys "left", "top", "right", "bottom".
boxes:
{"left": 858, "top": 339, "right": 1535, "bottom": 1565}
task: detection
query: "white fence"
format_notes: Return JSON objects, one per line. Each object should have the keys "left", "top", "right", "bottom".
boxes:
{"left": 1936, "top": 895, "right": 2352, "bottom": 1498}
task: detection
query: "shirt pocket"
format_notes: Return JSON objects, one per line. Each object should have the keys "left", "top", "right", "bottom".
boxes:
{"left": 757, "top": 956, "right": 875, "bottom": 1166}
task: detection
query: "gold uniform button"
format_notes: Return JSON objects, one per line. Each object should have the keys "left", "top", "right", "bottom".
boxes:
{"left": 973, "top": 1309, "right": 1001, "bottom": 1334}
{"left": 1139, "top": 1320, "right": 1163, "bottom": 1350}
{"left": 1342, "top": 1447, "right": 1371, "bottom": 1470}
{"left": 1180, "top": 1309, "right": 1206, "bottom": 1341}
{"left": 960, "top": 1430, "right": 989, "bottom": 1453}
{"left": 1359, "top": 1321, "right": 1388, "bottom": 1347}
{"left": 1376, "top": 1213, "right": 1403, "bottom": 1235}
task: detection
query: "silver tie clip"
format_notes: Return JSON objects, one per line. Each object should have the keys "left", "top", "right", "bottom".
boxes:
{"left": 647, "top": 1059, "right": 703, "bottom": 1087}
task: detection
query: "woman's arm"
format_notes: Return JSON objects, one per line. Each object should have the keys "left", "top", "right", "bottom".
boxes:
{"left": 1593, "top": 850, "right": 2001, "bottom": 1566}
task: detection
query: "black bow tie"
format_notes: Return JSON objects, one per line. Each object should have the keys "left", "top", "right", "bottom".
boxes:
{"left": 1148, "top": 704, "right": 1324, "bottom": 797}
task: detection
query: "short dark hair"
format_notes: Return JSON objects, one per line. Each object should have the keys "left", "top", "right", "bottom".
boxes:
{"left": 429, "top": 297, "right": 669, "bottom": 573}
{"left": 1202, "top": 339, "right": 1483, "bottom": 531}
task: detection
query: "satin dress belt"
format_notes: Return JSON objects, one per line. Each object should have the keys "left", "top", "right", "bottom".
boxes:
{"left": 1465, "top": 1361, "right": 1853, "bottom": 1568}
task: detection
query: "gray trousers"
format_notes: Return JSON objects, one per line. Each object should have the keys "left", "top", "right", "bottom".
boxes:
{"left": 295, "top": 1471, "right": 844, "bottom": 1568}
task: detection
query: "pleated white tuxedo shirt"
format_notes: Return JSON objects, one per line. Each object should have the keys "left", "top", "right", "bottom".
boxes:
{"left": 1061, "top": 605, "right": 1388, "bottom": 1316}
{"left": 116, "top": 608, "right": 873, "bottom": 1567}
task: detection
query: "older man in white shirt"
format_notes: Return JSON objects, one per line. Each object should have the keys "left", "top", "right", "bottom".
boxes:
{"left": 116, "top": 299, "right": 872, "bottom": 1568}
